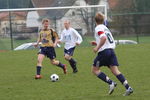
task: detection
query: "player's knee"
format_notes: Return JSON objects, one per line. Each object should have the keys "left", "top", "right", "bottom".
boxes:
{"left": 51, "top": 60, "right": 59, "bottom": 65}
{"left": 37, "top": 55, "right": 44, "bottom": 65}
{"left": 64, "top": 55, "right": 70, "bottom": 61}
{"left": 51, "top": 61, "right": 56, "bottom": 65}
{"left": 110, "top": 67, "right": 121, "bottom": 75}
{"left": 112, "top": 70, "right": 121, "bottom": 76}
{"left": 37, "top": 59, "right": 42, "bottom": 65}
{"left": 91, "top": 67, "right": 100, "bottom": 75}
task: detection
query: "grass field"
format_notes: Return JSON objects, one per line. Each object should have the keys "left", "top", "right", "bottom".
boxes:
{"left": 0, "top": 44, "right": 150, "bottom": 100}
{"left": 0, "top": 38, "right": 37, "bottom": 50}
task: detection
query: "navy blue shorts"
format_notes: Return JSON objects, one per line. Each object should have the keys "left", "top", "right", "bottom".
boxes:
{"left": 38, "top": 47, "right": 56, "bottom": 60}
{"left": 93, "top": 49, "right": 119, "bottom": 67}
{"left": 64, "top": 47, "right": 75, "bottom": 56}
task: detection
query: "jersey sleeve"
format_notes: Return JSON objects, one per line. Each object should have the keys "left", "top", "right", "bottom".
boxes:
{"left": 38, "top": 31, "right": 42, "bottom": 40}
{"left": 72, "top": 28, "right": 83, "bottom": 44}
{"left": 59, "top": 31, "right": 65, "bottom": 42}
{"left": 96, "top": 27, "right": 106, "bottom": 38}
{"left": 52, "top": 29, "right": 59, "bottom": 39}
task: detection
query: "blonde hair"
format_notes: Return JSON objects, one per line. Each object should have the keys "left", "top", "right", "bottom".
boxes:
{"left": 95, "top": 13, "right": 105, "bottom": 24}
{"left": 64, "top": 20, "right": 70, "bottom": 24}
{"left": 42, "top": 18, "right": 50, "bottom": 24}
{"left": 41, "top": 18, "right": 50, "bottom": 29}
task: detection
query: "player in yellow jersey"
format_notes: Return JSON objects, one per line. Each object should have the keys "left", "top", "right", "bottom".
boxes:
{"left": 33, "top": 18, "right": 67, "bottom": 79}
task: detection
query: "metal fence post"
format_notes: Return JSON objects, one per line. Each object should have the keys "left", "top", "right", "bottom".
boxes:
{"left": 9, "top": 11, "right": 14, "bottom": 50}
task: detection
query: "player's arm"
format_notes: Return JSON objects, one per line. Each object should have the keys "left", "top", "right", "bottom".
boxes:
{"left": 73, "top": 29, "right": 83, "bottom": 45}
{"left": 57, "top": 32, "right": 64, "bottom": 44}
{"left": 93, "top": 30, "right": 106, "bottom": 53}
{"left": 33, "top": 33, "right": 41, "bottom": 48}
{"left": 53, "top": 37, "right": 59, "bottom": 47}
{"left": 93, "top": 36, "right": 106, "bottom": 53}
{"left": 53, "top": 31, "right": 59, "bottom": 47}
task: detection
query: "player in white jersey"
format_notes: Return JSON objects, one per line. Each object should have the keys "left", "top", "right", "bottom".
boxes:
{"left": 94, "top": 24, "right": 116, "bottom": 52}
{"left": 92, "top": 13, "right": 133, "bottom": 96}
{"left": 58, "top": 20, "right": 83, "bottom": 73}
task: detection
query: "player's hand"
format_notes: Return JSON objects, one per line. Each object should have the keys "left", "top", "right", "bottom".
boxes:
{"left": 57, "top": 40, "right": 61, "bottom": 44}
{"left": 33, "top": 43, "right": 38, "bottom": 48}
{"left": 90, "top": 41, "right": 97, "bottom": 46}
{"left": 93, "top": 47, "right": 98, "bottom": 53}
{"left": 53, "top": 43, "right": 57, "bottom": 47}
{"left": 76, "top": 42, "right": 80, "bottom": 46}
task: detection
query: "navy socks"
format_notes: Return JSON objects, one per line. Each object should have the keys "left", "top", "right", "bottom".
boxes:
{"left": 69, "top": 58, "right": 77, "bottom": 70}
{"left": 36, "top": 66, "right": 42, "bottom": 75}
{"left": 97, "top": 72, "right": 113, "bottom": 84}
{"left": 57, "top": 62, "right": 64, "bottom": 69}
{"left": 116, "top": 74, "right": 130, "bottom": 89}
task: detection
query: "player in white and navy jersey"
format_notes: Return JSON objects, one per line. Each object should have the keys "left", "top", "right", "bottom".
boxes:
{"left": 92, "top": 13, "right": 133, "bottom": 96}
{"left": 58, "top": 20, "right": 82, "bottom": 73}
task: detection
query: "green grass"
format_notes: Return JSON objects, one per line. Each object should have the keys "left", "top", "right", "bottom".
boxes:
{"left": 0, "top": 38, "right": 36, "bottom": 50}
{"left": 0, "top": 44, "right": 150, "bottom": 100}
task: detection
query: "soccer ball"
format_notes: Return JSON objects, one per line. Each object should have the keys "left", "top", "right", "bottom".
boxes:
{"left": 50, "top": 74, "right": 59, "bottom": 82}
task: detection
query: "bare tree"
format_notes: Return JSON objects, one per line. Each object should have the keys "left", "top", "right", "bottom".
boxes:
{"left": 74, "top": 0, "right": 101, "bottom": 36}
{"left": 110, "top": 0, "right": 150, "bottom": 37}
{"left": 77, "top": 7, "right": 93, "bottom": 36}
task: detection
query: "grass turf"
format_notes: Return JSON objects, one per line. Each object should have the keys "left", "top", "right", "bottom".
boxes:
{"left": 0, "top": 44, "right": 150, "bottom": 100}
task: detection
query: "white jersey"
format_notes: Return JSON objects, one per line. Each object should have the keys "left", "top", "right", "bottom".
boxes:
{"left": 60, "top": 27, "right": 83, "bottom": 50}
{"left": 95, "top": 24, "right": 116, "bottom": 52}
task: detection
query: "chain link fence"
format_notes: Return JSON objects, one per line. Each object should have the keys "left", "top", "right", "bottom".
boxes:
{"left": 0, "top": 0, "right": 150, "bottom": 50}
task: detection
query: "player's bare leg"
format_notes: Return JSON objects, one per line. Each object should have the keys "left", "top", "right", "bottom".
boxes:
{"left": 35, "top": 54, "right": 45, "bottom": 79}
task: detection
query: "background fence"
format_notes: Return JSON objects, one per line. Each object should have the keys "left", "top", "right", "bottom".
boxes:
{"left": 0, "top": 0, "right": 150, "bottom": 50}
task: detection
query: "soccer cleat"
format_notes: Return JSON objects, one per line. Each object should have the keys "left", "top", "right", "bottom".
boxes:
{"left": 123, "top": 87, "right": 133, "bottom": 96}
{"left": 35, "top": 75, "right": 42, "bottom": 79}
{"left": 73, "top": 68, "right": 78, "bottom": 73}
{"left": 108, "top": 82, "right": 117, "bottom": 95}
{"left": 73, "top": 62, "right": 78, "bottom": 73}
{"left": 63, "top": 64, "right": 67, "bottom": 74}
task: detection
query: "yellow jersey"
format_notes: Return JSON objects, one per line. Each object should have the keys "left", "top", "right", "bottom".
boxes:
{"left": 39, "top": 29, "right": 58, "bottom": 47}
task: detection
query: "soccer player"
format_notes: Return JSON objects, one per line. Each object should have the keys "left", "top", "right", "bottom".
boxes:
{"left": 33, "top": 18, "right": 67, "bottom": 79}
{"left": 57, "top": 20, "right": 83, "bottom": 73}
{"left": 92, "top": 13, "right": 133, "bottom": 96}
